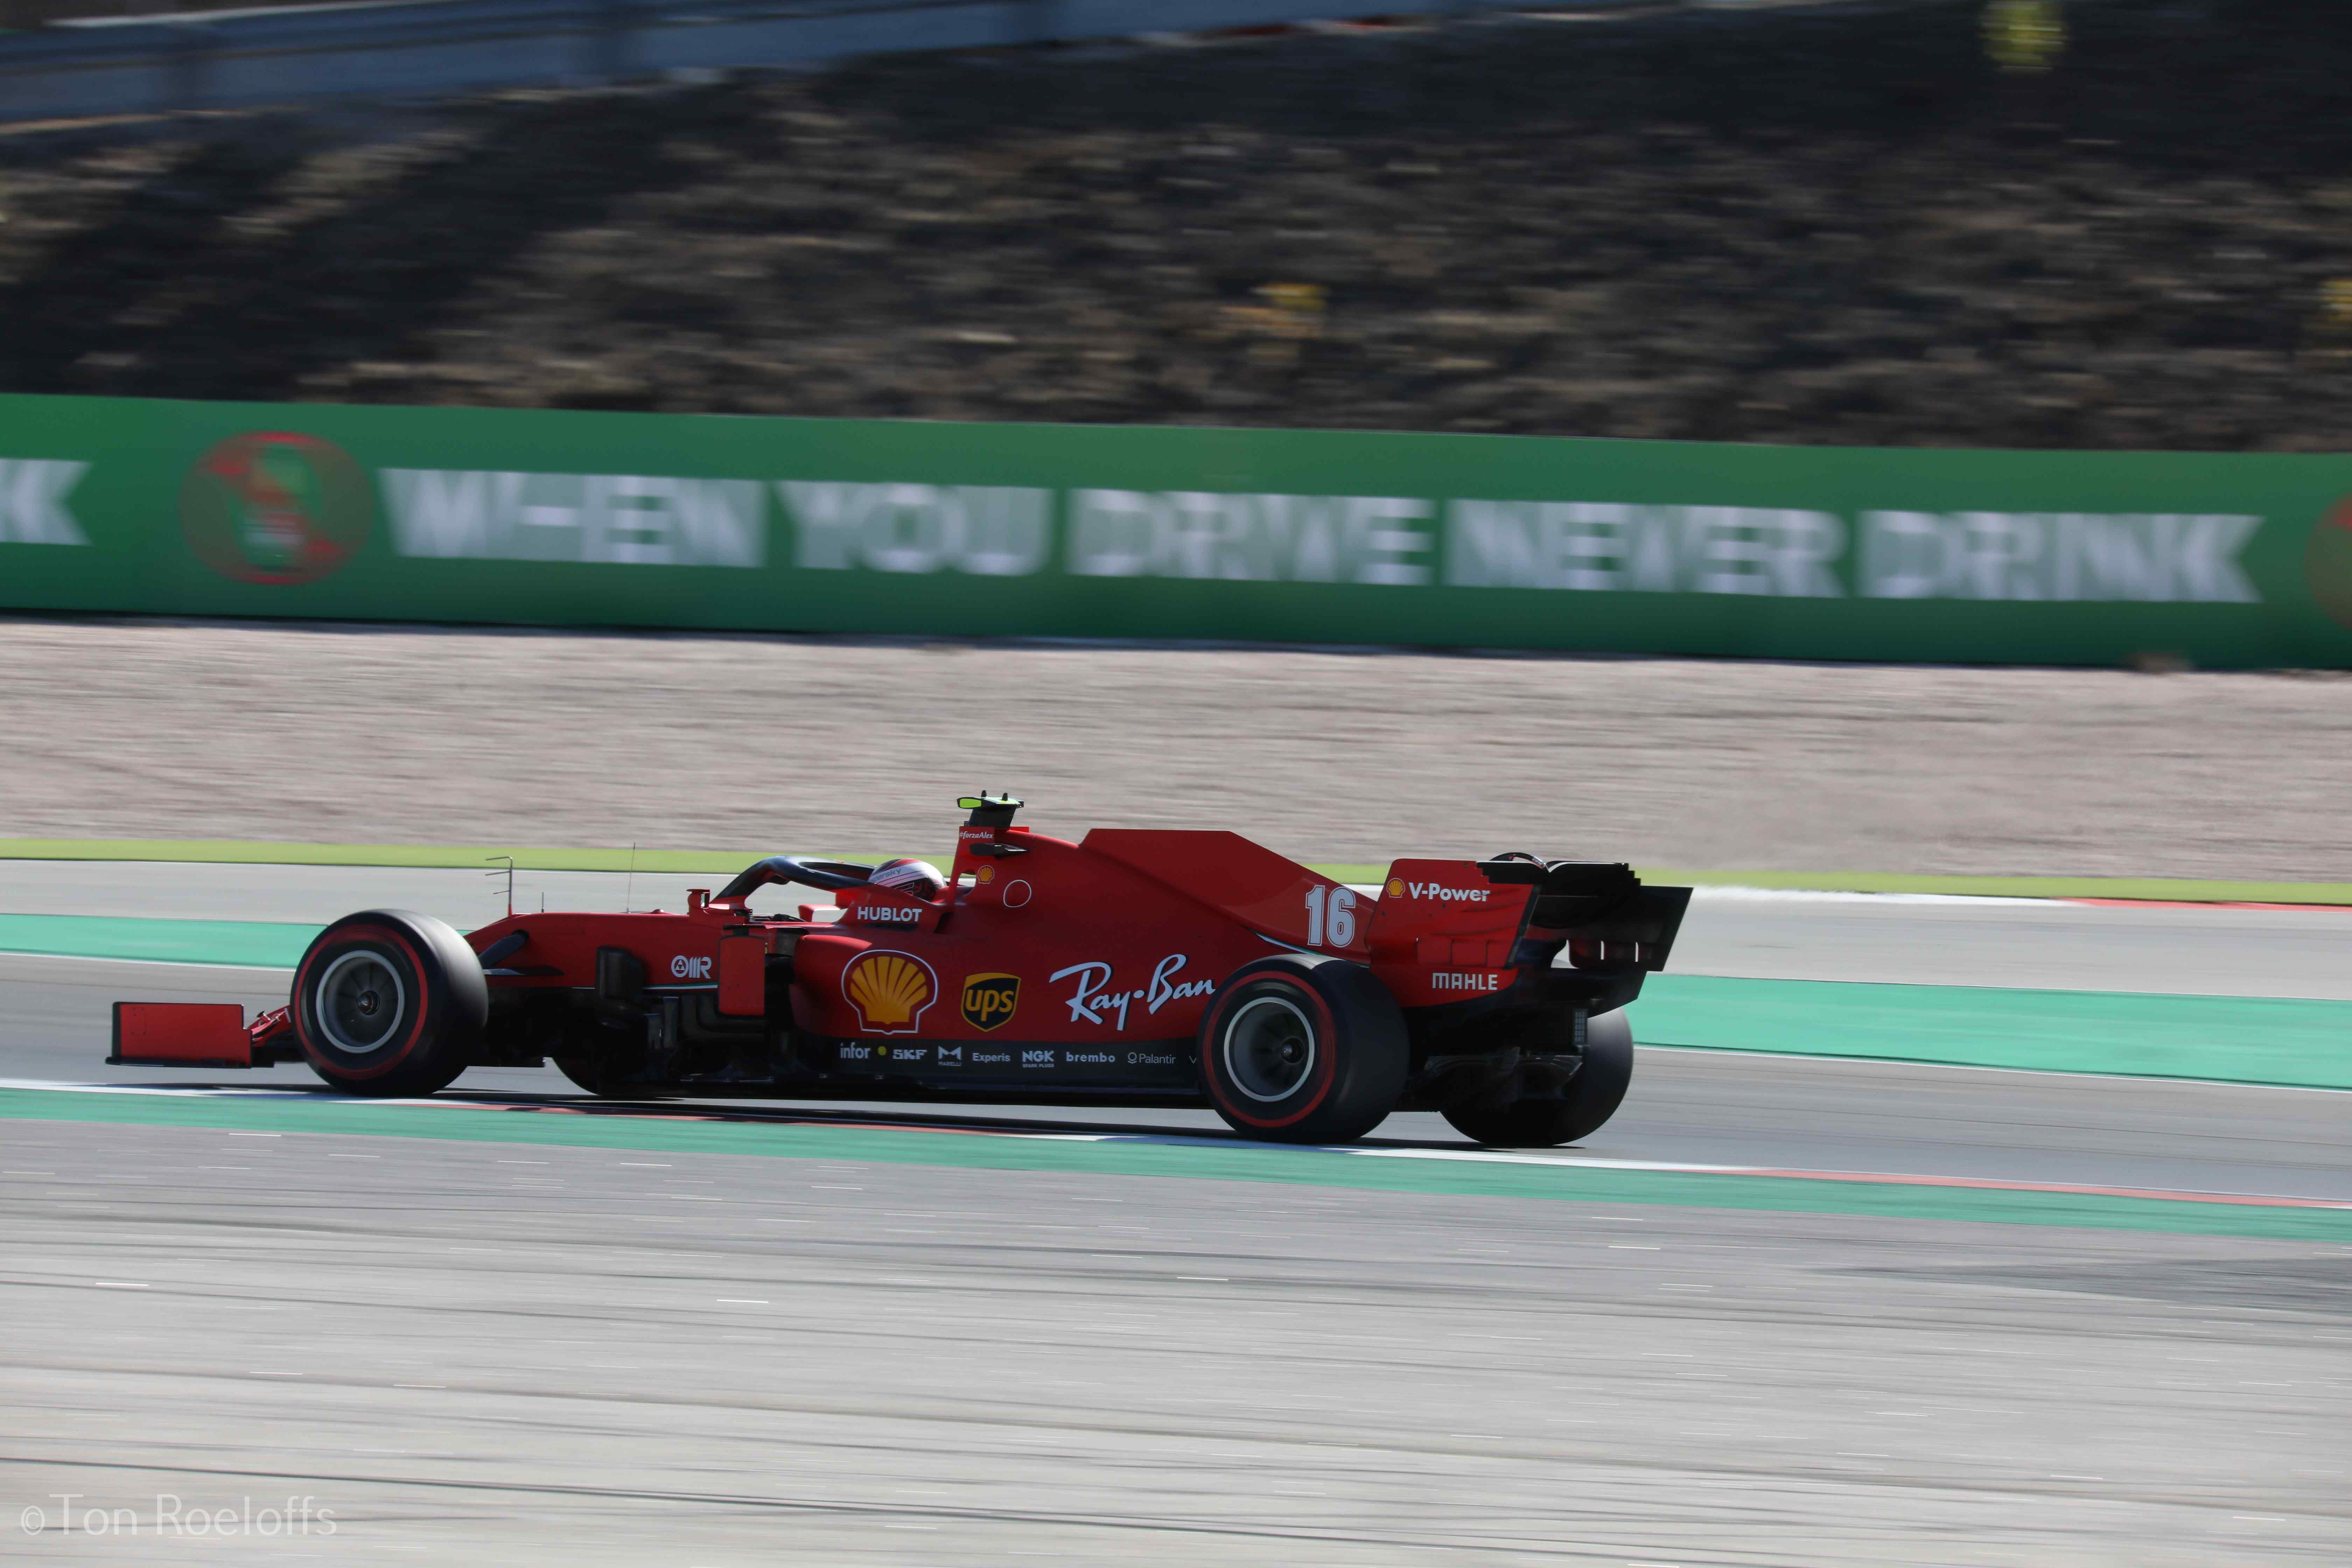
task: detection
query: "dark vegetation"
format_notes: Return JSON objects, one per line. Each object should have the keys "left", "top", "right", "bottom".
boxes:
{"left": 2, "top": 0, "right": 2349, "bottom": 448}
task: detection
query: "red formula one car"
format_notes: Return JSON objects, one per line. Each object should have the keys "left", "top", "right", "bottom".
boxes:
{"left": 110, "top": 796, "right": 1691, "bottom": 1145}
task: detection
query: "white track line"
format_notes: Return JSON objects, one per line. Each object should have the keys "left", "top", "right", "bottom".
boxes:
{"left": 7, "top": 1079, "right": 2344, "bottom": 1207}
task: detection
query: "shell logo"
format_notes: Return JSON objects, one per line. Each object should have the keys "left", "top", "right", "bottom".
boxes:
{"left": 974, "top": 863, "right": 996, "bottom": 885}
{"left": 843, "top": 950, "right": 938, "bottom": 1035}
{"left": 1384, "top": 877, "right": 1405, "bottom": 899}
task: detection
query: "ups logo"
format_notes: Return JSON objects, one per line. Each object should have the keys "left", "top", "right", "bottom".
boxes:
{"left": 960, "top": 972, "right": 1020, "bottom": 1032}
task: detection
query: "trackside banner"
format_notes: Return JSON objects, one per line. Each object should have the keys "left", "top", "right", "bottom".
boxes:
{"left": 5, "top": 392, "right": 2351, "bottom": 666}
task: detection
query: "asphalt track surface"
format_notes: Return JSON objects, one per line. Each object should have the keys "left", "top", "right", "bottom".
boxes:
{"left": 4, "top": 880, "right": 2349, "bottom": 1561}
{"left": 4, "top": 941, "right": 2351, "bottom": 1199}
{"left": 5, "top": 1091, "right": 2350, "bottom": 1564}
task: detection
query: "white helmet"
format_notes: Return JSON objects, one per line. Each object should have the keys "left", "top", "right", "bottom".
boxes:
{"left": 869, "top": 857, "right": 947, "bottom": 900}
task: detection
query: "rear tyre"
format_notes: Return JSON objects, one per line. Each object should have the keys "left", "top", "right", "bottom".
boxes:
{"left": 553, "top": 1056, "right": 623, "bottom": 1097}
{"left": 1442, "top": 1008, "right": 1633, "bottom": 1147}
{"left": 553, "top": 1034, "right": 657, "bottom": 1098}
{"left": 1198, "top": 955, "right": 1407, "bottom": 1144}
{"left": 293, "top": 910, "right": 485, "bottom": 1098}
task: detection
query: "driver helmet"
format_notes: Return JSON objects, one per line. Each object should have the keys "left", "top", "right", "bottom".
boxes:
{"left": 869, "top": 857, "right": 947, "bottom": 901}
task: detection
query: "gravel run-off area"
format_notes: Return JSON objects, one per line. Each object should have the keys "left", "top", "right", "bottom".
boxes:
{"left": 5, "top": 618, "right": 2347, "bottom": 878}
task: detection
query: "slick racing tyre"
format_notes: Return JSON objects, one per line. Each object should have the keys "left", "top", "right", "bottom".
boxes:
{"left": 553, "top": 1032, "right": 662, "bottom": 1099}
{"left": 1442, "top": 1007, "right": 1634, "bottom": 1148}
{"left": 553, "top": 1055, "right": 628, "bottom": 1097}
{"left": 1198, "top": 954, "right": 1407, "bottom": 1144}
{"left": 292, "top": 910, "right": 486, "bottom": 1098}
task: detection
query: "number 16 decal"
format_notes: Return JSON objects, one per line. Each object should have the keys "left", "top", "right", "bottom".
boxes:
{"left": 1303, "top": 884, "right": 1358, "bottom": 948}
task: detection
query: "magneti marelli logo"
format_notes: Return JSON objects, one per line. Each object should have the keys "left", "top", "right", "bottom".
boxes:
{"left": 181, "top": 432, "right": 372, "bottom": 586}
{"left": 2310, "top": 498, "right": 2352, "bottom": 631}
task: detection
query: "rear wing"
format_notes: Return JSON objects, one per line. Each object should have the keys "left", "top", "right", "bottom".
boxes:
{"left": 1494, "top": 860, "right": 1691, "bottom": 976}
{"left": 1366, "top": 858, "right": 1691, "bottom": 1005}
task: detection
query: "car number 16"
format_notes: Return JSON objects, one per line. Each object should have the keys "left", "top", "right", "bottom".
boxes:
{"left": 1303, "top": 884, "right": 1358, "bottom": 948}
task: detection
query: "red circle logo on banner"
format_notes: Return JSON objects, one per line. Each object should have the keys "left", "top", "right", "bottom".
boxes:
{"left": 181, "top": 432, "right": 372, "bottom": 586}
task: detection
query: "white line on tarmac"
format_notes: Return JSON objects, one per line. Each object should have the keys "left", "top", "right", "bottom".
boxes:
{"left": 19, "top": 1074, "right": 1737, "bottom": 1177}
{"left": 13, "top": 1077, "right": 2338, "bottom": 1206}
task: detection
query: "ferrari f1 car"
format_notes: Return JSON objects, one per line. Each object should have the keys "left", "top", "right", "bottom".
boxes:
{"left": 109, "top": 796, "right": 1691, "bottom": 1146}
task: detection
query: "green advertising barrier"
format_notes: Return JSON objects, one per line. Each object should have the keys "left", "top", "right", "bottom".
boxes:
{"left": 4, "top": 391, "right": 2351, "bottom": 665}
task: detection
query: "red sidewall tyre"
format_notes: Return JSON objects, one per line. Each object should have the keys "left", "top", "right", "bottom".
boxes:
{"left": 293, "top": 909, "right": 486, "bottom": 1098}
{"left": 1198, "top": 966, "right": 1339, "bottom": 1133}
{"left": 1441, "top": 1008, "right": 1636, "bottom": 1148}
{"left": 1197, "top": 955, "right": 1407, "bottom": 1144}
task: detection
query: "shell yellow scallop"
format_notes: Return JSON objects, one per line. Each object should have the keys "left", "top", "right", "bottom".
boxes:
{"left": 844, "top": 951, "right": 936, "bottom": 1031}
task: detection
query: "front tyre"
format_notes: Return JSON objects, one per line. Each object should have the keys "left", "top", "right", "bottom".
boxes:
{"left": 293, "top": 910, "right": 486, "bottom": 1098}
{"left": 1198, "top": 955, "right": 1407, "bottom": 1144}
{"left": 1442, "top": 1008, "right": 1634, "bottom": 1147}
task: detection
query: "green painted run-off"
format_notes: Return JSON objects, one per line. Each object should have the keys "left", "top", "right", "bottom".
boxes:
{"left": 0, "top": 912, "right": 316, "bottom": 968}
{"left": 1636, "top": 974, "right": 2352, "bottom": 1091}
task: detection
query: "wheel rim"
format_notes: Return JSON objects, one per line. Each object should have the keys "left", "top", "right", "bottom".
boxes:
{"left": 1223, "top": 995, "right": 1317, "bottom": 1103}
{"left": 316, "top": 950, "right": 407, "bottom": 1055}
